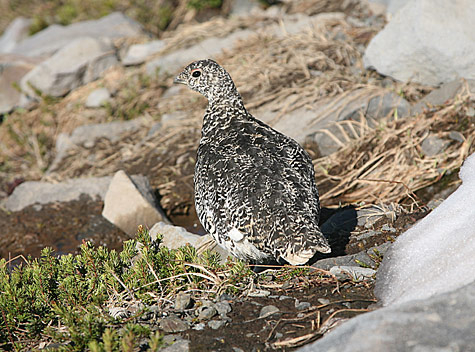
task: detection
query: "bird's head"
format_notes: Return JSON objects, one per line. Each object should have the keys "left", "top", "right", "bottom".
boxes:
{"left": 174, "top": 59, "right": 241, "bottom": 105}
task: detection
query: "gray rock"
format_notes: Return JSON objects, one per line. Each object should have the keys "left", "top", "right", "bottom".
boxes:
{"left": 0, "top": 54, "right": 41, "bottom": 114}
{"left": 449, "top": 131, "right": 465, "bottom": 143}
{"left": 149, "top": 222, "right": 205, "bottom": 249}
{"left": 121, "top": 40, "right": 165, "bottom": 66}
{"left": 20, "top": 37, "right": 117, "bottom": 99}
{"left": 0, "top": 17, "right": 32, "bottom": 54}
{"left": 413, "top": 79, "right": 475, "bottom": 114}
{"left": 421, "top": 134, "right": 450, "bottom": 157}
{"left": 174, "top": 292, "right": 193, "bottom": 311}
{"left": 297, "top": 281, "right": 475, "bottom": 352}
{"left": 381, "top": 224, "right": 396, "bottom": 233}
{"left": 318, "top": 298, "right": 330, "bottom": 305}
{"left": 198, "top": 307, "right": 217, "bottom": 321}
{"left": 85, "top": 87, "right": 111, "bottom": 108}
{"left": 208, "top": 320, "right": 226, "bottom": 330}
{"left": 3, "top": 176, "right": 113, "bottom": 211}
{"left": 48, "top": 117, "right": 146, "bottom": 172}
{"left": 102, "top": 170, "right": 169, "bottom": 235}
{"left": 215, "top": 301, "right": 232, "bottom": 316}
{"left": 363, "top": 0, "right": 475, "bottom": 86}
{"left": 161, "top": 339, "right": 189, "bottom": 352}
{"left": 329, "top": 266, "right": 376, "bottom": 281}
{"left": 313, "top": 242, "right": 391, "bottom": 271}
{"left": 230, "top": 0, "right": 258, "bottom": 16}
{"left": 259, "top": 305, "right": 280, "bottom": 319}
{"left": 159, "top": 316, "right": 189, "bottom": 333}
{"left": 295, "top": 301, "right": 311, "bottom": 311}
{"left": 12, "top": 12, "right": 144, "bottom": 58}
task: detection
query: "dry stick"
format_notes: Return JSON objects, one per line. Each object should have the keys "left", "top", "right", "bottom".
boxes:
{"left": 272, "top": 332, "right": 320, "bottom": 348}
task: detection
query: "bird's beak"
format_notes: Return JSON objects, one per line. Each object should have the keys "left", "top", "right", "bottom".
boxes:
{"left": 174, "top": 72, "right": 186, "bottom": 85}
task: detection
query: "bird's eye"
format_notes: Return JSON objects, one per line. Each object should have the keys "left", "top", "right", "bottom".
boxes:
{"left": 192, "top": 70, "right": 201, "bottom": 78}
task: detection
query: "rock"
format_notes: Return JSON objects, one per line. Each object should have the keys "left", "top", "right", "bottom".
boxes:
{"left": 318, "top": 298, "right": 330, "bottom": 305}
{"left": 12, "top": 12, "right": 144, "bottom": 58}
{"left": 149, "top": 222, "right": 205, "bottom": 249}
{"left": 20, "top": 37, "right": 117, "bottom": 99}
{"left": 85, "top": 87, "right": 111, "bottom": 108}
{"left": 329, "top": 266, "right": 376, "bottom": 281}
{"left": 3, "top": 176, "right": 113, "bottom": 212}
{"left": 295, "top": 301, "right": 311, "bottom": 311}
{"left": 148, "top": 222, "right": 230, "bottom": 262}
{"left": 297, "top": 281, "right": 475, "bottom": 352}
{"left": 121, "top": 40, "right": 165, "bottom": 66}
{"left": 449, "top": 131, "right": 465, "bottom": 143}
{"left": 0, "top": 54, "right": 41, "bottom": 114}
{"left": 420, "top": 134, "right": 450, "bottom": 157}
{"left": 413, "top": 79, "right": 475, "bottom": 114}
{"left": 259, "top": 305, "right": 280, "bottom": 319}
{"left": 313, "top": 242, "right": 391, "bottom": 271}
{"left": 215, "top": 301, "right": 232, "bottom": 316}
{"left": 258, "top": 87, "right": 410, "bottom": 156}
{"left": 102, "top": 170, "right": 169, "bottom": 235}
{"left": 208, "top": 320, "right": 226, "bottom": 330}
{"left": 376, "top": 153, "right": 475, "bottom": 306}
{"left": 48, "top": 117, "right": 146, "bottom": 172}
{"left": 161, "top": 339, "right": 190, "bottom": 352}
{"left": 0, "top": 17, "right": 32, "bottom": 54}
{"left": 197, "top": 306, "right": 217, "bottom": 321}
{"left": 363, "top": 0, "right": 475, "bottom": 86}
{"left": 159, "top": 316, "right": 189, "bottom": 333}
{"left": 175, "top": 293, "right": 193, "bottom": 311}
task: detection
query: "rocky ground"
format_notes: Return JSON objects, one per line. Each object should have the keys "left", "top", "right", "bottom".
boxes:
{"left": 0, "top": 0, "right": 474, "bottom": 350}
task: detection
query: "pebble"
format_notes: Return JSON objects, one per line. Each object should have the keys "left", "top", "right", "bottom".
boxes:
{"left": 193, "top": 323, "right": 206, "bottom": 330}
{"left": 160, "top": 339, "right": 190, "bottom": 352}
{"left": 232, "top": 348, "right": 245, "bottom": 352}
{"left": 215, "top": 301, "right": 232, "bottom": 316}
{"left": 279, "top": 295, "right": 293, "bottom": 301}
{"left": 330, "top": 266, "right": 377, "bottom": 281}
{"left": 248, "top": 289, "right": 271, "bottom": 297}
{"left": 275, "top": 332, "right": 283, "bottom": 339}
{"left": 318, "top": 298, "right": 330, "bottom": 305}
{"left": 382, "top": 224, "right": 396, "bottom": 233}
{"left": 295, "top": 301, "right": 311, "bottom": 311}
{"left": 297, "top": 313, "right": 305, "bottom": 318}
{"left": 85, "top": 87, "right": 111, "bottom": 108}
{"left": 198, "top": 307, "right": 217, "bottom": 321}
{"left": 175, "top": 292, "right": 193, "bottom": 311}
{"left": 159, "top": 316, "right": 189, "bottom": 333}
{"left": 259, "top": 305, "right": 280, "bottom": 319}
{"left": 208, "top": 320, "right": 226, "bottom": 330}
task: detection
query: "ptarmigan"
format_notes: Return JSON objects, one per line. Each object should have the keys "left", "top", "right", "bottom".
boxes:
{"left": 174, "top": 59, "right": 331, "bottom": 265}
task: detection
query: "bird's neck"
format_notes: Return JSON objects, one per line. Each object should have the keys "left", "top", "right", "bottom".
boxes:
{"left": 201, "top": 98, "right": 248, "bottom": 137}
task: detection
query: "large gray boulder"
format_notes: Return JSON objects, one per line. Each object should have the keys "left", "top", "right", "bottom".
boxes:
{"left": 0, "top": 17, "right": 32, "bottom": 54}
{"left": 364, "top": 0, "right": 475, "bottom": 86}
{"left": 20, "top": 37, "right": 117, "bottom": 98}
{"left": 298, "top": 280, "right": 475, "bottom": 352}
{"left": 11, "top": 12, "right": 144, "bottom": 58}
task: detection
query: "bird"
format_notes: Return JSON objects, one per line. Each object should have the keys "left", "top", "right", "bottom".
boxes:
{"left": 174, "top": 59, "right": 331, "bottom": 265}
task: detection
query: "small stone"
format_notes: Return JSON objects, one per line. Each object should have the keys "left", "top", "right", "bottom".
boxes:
{"left": 381, "top": 224, "right": 396, "bottom": 233}
{"left": 275, "top": 332, "right": 283, "bottom": 339}
{"left": 259, "top": 305, "right": 280, "bottom": 319}
{"left": 318, "top": 298, "right": 330, "bottom": 305}
{"left": 159, "top": 316, "right": 189, "bottom": 333}
{"left": 85, "top": 87, "right": 111, "bottom": 108}
{"left": 279, "top": 295, "right": 293, "bottom": 301}
{"left": 421, "top": 135, "right": 450, "bottom": 157}
{"left": 297, "top": 313, "right": 305, "bottom": 318}
{"left": 198, "top": 307, "right": 217, "bottom": 321}
{"left": 208, "top": 320, "right": 226, "bottom": 330}
{"left": 248, "top": 289, "right": 271, "bottom": 297}
{"left": 193, "top": 323, "right": 206, "bottom": 330}
{"left": 160, "top": 339, "right": 190, "bottom": 352}
{"left": 245, "top": 333, "right": 254, "bottom": 338}
{"left": 219, "top": 293, "right": 234, "bottom": 301}
{"left": 295, "top": 301, "right": 311, "bottom": 311}
{"left": 330, "top": 266, "right": 376, "bottom": 282}
{"left": 215, "top": 301, "right": 232, "bottom": 316}
{"left": 449, "top": 131, "right": 465, "bottom": 143}
{"left": 232, "top": 348, "right": 245, "bottom": 352}
{"left": 175, "top": 292, "right": 193, "bottom": 311}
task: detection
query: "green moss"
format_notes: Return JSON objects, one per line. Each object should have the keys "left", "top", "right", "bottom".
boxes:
{"left": 187, "top": 0, "right": 222, "bottom": 10}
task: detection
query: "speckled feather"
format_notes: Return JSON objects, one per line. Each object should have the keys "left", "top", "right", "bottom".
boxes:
{"left": 175, "top": 59, "right": 331, "bottom": 265}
